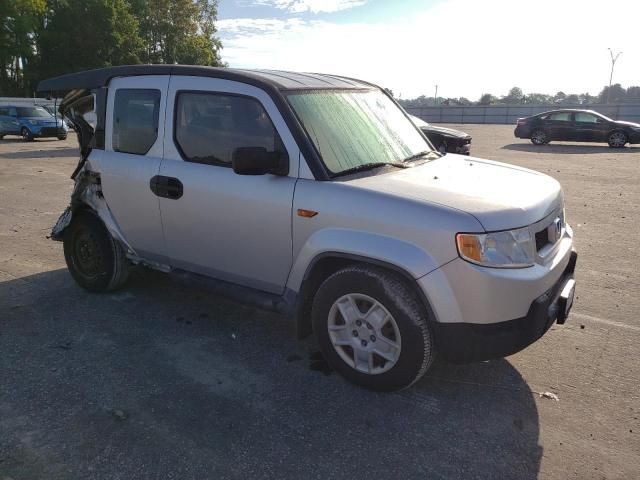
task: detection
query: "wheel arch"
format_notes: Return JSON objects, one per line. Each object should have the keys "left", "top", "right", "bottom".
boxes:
{"left": 293, "top": 252, "right": 438, "bottom": 339}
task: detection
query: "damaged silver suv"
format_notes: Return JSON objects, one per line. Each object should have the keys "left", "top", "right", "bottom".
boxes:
{"left": 38, "top": 66, "right": 577, "bottom": 391}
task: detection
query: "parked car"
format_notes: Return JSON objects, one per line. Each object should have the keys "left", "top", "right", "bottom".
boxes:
{"left": 0, "top": 105, "right": 68, "bottom": 141}
{"left": 410, "top": 114, "right": 472, "bottom": 154}
{"left": 38, "top": 104, "right": 74, "bottom": 131}
{"left": 39, "top": 66, "right": 577, "bottom": 391}
{"left": 514, "top": 109, "right": 640, "bottom": 148}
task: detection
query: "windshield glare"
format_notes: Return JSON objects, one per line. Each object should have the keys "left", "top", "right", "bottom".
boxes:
{"left": 287, "top": 90, "right": 431, "bottom": 175}
{"left": 16, "top": 107, "right": 52, "bottom": 118}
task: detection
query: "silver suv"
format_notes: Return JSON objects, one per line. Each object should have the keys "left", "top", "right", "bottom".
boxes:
{"left": 39, "top": 66, "right": 577, "bottom": 391}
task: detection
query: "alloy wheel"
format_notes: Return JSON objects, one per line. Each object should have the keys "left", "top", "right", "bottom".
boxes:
{"left": 609, "top": 131, "right": 626, "bottom": 148}
{"left": 327, "top": 293, "right": 402, "bottom": 375}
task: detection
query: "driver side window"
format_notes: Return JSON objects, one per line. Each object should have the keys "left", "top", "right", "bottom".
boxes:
{"left": 174, "top": 92, "right": 285, "bottom": 166}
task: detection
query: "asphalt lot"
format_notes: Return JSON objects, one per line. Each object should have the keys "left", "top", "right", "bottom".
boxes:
{"left": 1, "top": 127, "right": 639, "bottom": 479}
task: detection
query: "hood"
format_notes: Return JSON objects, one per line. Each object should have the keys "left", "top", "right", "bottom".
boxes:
{"left": 613, "top": 120, "right": 640, "bottom": 128}
{"left": 420, "top": 125, "right": 471, "bottom": 139}
{"left": 346, "top": 155, "right": 562, "bottom": 231}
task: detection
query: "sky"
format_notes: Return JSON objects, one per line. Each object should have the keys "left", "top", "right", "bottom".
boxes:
{"left": 216, "top": 0, "right": 639, "bottom": 100}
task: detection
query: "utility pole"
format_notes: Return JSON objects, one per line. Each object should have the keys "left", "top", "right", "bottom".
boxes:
{"left": 434, "top": 85, "right": 438, "bottom": 105}
{"left": 607, "top": 48, "right": 622, "bottom": 103}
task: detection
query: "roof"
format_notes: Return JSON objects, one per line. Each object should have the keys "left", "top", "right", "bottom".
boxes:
{"left": 36, "top": 65, "right": 373, "bottom": 94}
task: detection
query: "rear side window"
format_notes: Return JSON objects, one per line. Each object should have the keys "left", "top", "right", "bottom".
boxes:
{"left": 549, "top": 112, "right": 571, "bottom": 121}
{"left": 113, "top": 89, "right": 160, "bottom": 155}
{"left": 174, "top": 92, "right": 282, "bottom": 166}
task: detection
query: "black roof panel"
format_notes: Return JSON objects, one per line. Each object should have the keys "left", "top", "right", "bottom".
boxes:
{"left": 37, "top": 65, "right": 372, "bottom": 94}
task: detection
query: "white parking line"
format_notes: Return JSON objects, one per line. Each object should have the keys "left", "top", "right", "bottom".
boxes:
{"left": 571, "top": 312, "right": 640, "bottom": 332}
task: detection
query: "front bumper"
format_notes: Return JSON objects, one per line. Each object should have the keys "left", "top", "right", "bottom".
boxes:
{"left": 433, "top": 250, "right": 577, "bottom": 362}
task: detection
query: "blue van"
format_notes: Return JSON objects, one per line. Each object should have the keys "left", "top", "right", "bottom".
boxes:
{"left": 0, "top": 105, "right": 68, "bottom": 141}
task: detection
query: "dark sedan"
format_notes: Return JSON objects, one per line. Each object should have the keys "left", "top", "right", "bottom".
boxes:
{"left": 514, "top": 109, "right": 640, "bottom": 148}
{"left": 410, "top": 115, "right": 472, "bottom": 155}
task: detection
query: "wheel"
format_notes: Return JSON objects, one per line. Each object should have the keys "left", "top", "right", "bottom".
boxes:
{"left": 312, "top": 265, "right": 435, "bottom": 391}
{"left": 608, "top": 131, "right": 627, "bottom": 148}
{"left": 21, "top": 127, "right": 33, "bottom": 142}
{"left": 530, "top": 129, "right": 547, "bottom": 145}
{"left": 57, "top": 135, "right": 67, "bottom": 141}
{"left": 63, "top": 210, "right": 130, "bottom": 292}
{"left": 0, "top": 134, "right": 4, "bottom": 140}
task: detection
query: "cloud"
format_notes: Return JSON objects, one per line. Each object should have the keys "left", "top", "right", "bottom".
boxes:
{"left": 219, "top": 0, "right": 640, "bottom": 99}
{"left": 248, "top": 0, "right": 366, "bottom": 14}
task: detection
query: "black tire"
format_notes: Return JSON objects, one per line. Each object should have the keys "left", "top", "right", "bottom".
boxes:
{"left": 21, "top": 127, "right": 34, "bottom": 142}
{"left": 57, "top": 135, "right": 67, "bottom": 141}
{"left": 530, "top": 129, "right": 547, "bottom": 145}
{"left": 63, "top": 210, "right": 129, "bottom": 292}
{"left": 607, "top": 130, "right": 627, "bottom": 148}
{"left": 312, "top": 265, "right": 435, "bottom": 391}
{"left": 0, "top": 134, "right": 4, "bottom": 140}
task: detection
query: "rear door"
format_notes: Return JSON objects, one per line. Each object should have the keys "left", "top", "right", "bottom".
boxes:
{"left": 158, "top": 75, "right": 299, "bottom": 294}
{"left": 93, "top": 75, "right": 169, "bottom": 263}
{"left": 545, "top": 111, "right": 575, "bottom": 141}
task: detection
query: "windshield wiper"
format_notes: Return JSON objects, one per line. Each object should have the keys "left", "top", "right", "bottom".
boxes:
{"left": 402, "top": 150, "right": 442, "bottom": 163}
{"left": 333, "top": 161, "right": 411, "bottom": 178}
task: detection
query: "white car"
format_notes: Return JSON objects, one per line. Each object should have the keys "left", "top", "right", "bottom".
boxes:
{"left": 39, "top": 66, "right": 577, "bottom": 391}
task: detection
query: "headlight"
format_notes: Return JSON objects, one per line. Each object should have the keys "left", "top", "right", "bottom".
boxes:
{"left": 456, "top": 226, "right": 535, "bottom": 268}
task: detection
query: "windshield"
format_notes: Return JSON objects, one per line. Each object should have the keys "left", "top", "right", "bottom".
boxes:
{"left": 16, "top": 106, "right": 53, "bottom": 118}
{"left": 287, "top": 90, "right": 432, "bottom": 175}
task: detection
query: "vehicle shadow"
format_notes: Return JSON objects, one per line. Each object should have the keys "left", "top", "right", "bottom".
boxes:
{"left": 0, "top": 147, "right": 78, "bottom": 159}
{"left": 502, "top": 142, "right": 640, "bottom": 154}
{"left": 0, "top": 268, "right": 542, "bottom": 479}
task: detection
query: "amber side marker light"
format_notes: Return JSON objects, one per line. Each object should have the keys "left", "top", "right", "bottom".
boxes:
{"left": 456, "top": 233, "right": 482, "bottom": 263}
{"left": 297, "top": 209, "right": 318, "bottom": 218}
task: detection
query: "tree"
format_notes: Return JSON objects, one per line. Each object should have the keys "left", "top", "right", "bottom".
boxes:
{"left": 502, "top": 87, "right": 524, "bottom": 104}
{"left": 478, "top": 93, "right": 496, "bottom": 105}
{"left": 37, "top": 0, "right": 144, "bottom": 82}
{"left": 0, "top": 0, "right": 47, "bottom": 95}
{"left": 598, "top": 83, "right": 626, "bottom": 103}
{"left": 128, "top": 0, "right": 223, "bottom": 66}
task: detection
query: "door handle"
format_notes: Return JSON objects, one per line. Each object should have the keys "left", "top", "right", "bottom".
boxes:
{"left": 150, "top": 175, "right": 183, "bottom": 200}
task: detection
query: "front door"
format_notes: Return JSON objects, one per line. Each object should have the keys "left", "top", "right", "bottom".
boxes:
{"left": 94, "top": 75, "right": 169, "bottom": 263}
{"left": 158, "top": 76, "right": 300, "bottom": 294}
{"left": 573, "top": 111, "right": 608, "bottom": 142}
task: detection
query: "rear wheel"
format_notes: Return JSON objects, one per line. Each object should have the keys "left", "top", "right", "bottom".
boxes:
{"left": 63, "top": 211, "right": 130, "bottom": 292}
{"left": 57, "top": 135, "right": 67, "bottom": 141}
{"left": 608, "top": 131, "right": 627, "bottom": 148}
{"left": 530, "top": 129, "right": 547, "bottom": 145}
{"left": 312, "top": 265, "right": 435, "bottom": 391}
{"left": 21, "top": 127, "right": 33, "bottom": 142}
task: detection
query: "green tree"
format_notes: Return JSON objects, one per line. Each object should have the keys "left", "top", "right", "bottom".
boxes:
{"left": 0, "top": 0, "right": 47, "bottom": 95}
{"left": 37, "top": 0, "right": 144, "bottom": 81}
{"left": 478, "top": 93, "right": 496, "bottom": 105}
{"left": 502, "top": 87, "right": 524, "bottom": 104}
{"left": 598, "top": 83, "right": 626, "bottom": 103}
{"left": 128, "top": 0, "right": 223, "bottom": 66}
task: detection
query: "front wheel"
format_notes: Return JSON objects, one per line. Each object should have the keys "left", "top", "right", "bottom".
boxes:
{"left": 608, "top": 131, "right": 627, "bottom": 148}
{"left": 63, "top": 210, "right": 130, "bottom": 292}
{"left": 312, "top": 265, "right": 435, "bottom": 391}
{"left": 57, "top": 135, "right": 67, "bottom": 141}
{"left": 530, "top": 129, "right": 547, "bottom": 145}
{"left": 21, "top": 127, "right": 33, "bottom": 142}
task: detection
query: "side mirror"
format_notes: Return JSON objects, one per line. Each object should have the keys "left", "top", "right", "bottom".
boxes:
{"left": 232, "top": 147, "right": 288, "bottom": 176}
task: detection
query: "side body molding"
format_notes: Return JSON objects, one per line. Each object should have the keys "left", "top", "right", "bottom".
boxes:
{"left": 286, "top": 228, "right": 441, "bottom": 294}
